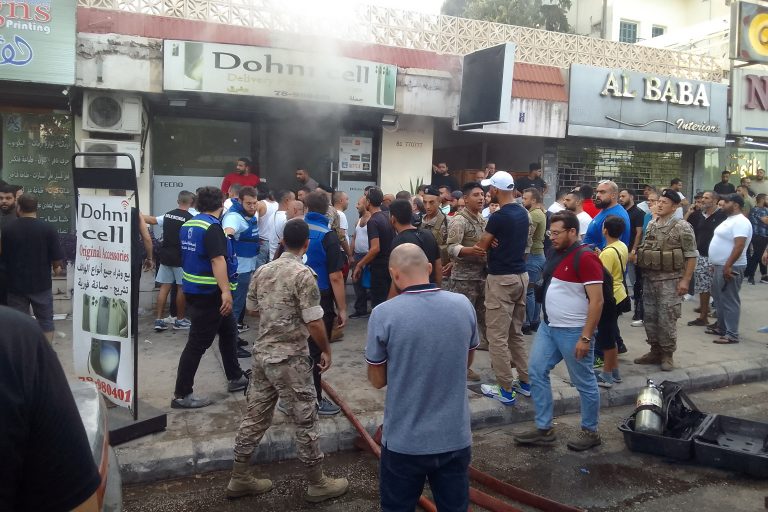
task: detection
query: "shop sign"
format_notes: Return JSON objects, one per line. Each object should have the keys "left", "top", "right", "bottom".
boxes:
{"left": 339, "top": 135, "right": 373, "bottom": 172}
{"left": 568, "top": 64, "right": 727, "bottom": 146}
{"left": 0, "top": 0, "right": 76, "bottom": 85}
{"left": 730, "top": 1, "right": 768, "bottom": 64}
{"left": 164, "top": 40, "right": 397, "bottom": 109}
{"left": 730, "top": 66, "right": 768, "bottom": 136}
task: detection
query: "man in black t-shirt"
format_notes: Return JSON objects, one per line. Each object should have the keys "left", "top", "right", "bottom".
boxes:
{"left": 352, "top": 188, "right": 395, "bottom": 309}
{"left": 0, "top": 307, "right": 101, "bottom": 512}
{"left": 388, "top": 199, "right": 442, "bottom": 296}
{"left": 430, "top": 162, "right": 460, "bottom": 192}
{"left": 0, "top": 183, "right": 18, "bottom": 306}
{"left": 474, "top": 172, "right": 533, "bottom": 402}
{"left": 714, "top": 171, "right": 736, "bottom": 196}
{"left": 1, "top": 194, "right": 64, "bottom": 341}
{"left": 514, "top": 163, "right": 547, "bottom": 194}
{"left": 151, "top": 190, "right": 195, "bottom": 331}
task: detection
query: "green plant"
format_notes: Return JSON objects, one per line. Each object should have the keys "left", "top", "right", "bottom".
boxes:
{"left": 401, "top": 176, "right": 425, "bottom": 195}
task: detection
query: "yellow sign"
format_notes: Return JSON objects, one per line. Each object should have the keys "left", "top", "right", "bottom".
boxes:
{"left": 734, "top": 2, "right": 768, "bottom": 62}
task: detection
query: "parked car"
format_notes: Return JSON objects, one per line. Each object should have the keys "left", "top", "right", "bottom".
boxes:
{"left": 70, "top": 380, "right": 123, "bottom": 512}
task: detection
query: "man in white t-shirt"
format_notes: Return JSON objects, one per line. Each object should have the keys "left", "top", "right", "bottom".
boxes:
{"left": 268, "top": 190, "right": 294, "bottom": 260}
{"left": 350, "top": 196, "right": 371, "bottom": 319}
{"left": 333, "top": 191, "right": 353, "bottom": 263}
{"left": 547, "top": 189, "right": 567, "bottom": 214}
{"left": 256, "top": 185, "right": 278, "bottom": 265}
{"left": 708, "top": 194, "right": 752, "bottom": 344}
{"left": 669, "top": 179, "right": 689, "bottom": 220}
{"left": 563, "top": 190, "right": 592, "bottom": 239}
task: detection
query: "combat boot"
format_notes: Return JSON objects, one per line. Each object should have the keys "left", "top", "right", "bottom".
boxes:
{"left": 660, "top": 352, "right": 674, "bottom": 372}
{"left": 226, "top": 461, "right": 273, "bottom": 499}
{"left": 305, "top": 464, "right": 349, "bottom": 503}
{"left": 633, "top": 344, "right": 662, "bottom": 365}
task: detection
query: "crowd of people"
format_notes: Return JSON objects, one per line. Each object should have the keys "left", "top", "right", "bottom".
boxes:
{"left": 3, "top": 157, "right": 768, "bottom": 511}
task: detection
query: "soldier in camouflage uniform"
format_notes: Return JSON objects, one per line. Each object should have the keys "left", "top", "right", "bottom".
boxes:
{"left": 447, "top": 182, "right": 488, "bottom": 383}
{"left": 422, "top": 187, "right": 450, "bottom": 285}
{"left": 227, "top": 219, "right": 349, "bottom": 503}
{"left": 634, "top": 189, "right": 698, "bottom": 371}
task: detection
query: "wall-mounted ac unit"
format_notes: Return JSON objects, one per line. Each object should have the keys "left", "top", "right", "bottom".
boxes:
{"left": 82, "top": 91, "right": 142, "bottom": 135}
{"left": 81, "top": 139, "right": 142, "bottom": 177}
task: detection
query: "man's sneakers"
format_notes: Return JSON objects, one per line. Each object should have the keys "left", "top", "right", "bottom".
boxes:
{"left": 511, "top": 379, "right": 531, "bottom": 397}
{"left": 480, "top": 384, "right": 516, "bottom": 405}
{"left": 171, "top": 393, "right": 212, "bottom": 409}
{"left": 348, "top": 311, "right": 370, "bottom": 319}
{"left": 467, "top": 368, "right": 482, "bottom": 382}
{"left": 631, "top": 319, "right": 644, "bottom": 327}
{"left": 228, "top": 374, "right": 248, "bottom": 392}
{"left": 761, "top": 275, "right": 768, "bottom": 284}
{"left": 567, "top": 428, "right": 602, "bottom": 451}
{"left": 237, "top": 346, "right": 251, "bottom": 358}
{"left": 595, "top": 371, "right": 613, "bottom": 388}
{"left": 173, "top": 318, "right": 191, "bottom": 330}
{"left": 237, "top": 323, "right": 250, "bottom": 334}
{"left": 514, "top": 427, "right": 556, "bottom": 445}
{"left": 593, "top": 357, "right": 604, "bottom": 369}
{"left": 154, "top": 319, "right": 168, "bottom": 332}
{"left": 318, "top": 397, "right": 341, "bottom": 416}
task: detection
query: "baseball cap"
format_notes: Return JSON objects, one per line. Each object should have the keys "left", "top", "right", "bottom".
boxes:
{"left": 423, "top": 186, "right": 441, "bottom": 196}
{"left": 723, "top": 193, "right": 744, "bottom": 208}
{"left": 481, "top": 171, "right": 515, "bottom": 191}
{"left": 660, "top": 188, "right": 682, "bottom": 204}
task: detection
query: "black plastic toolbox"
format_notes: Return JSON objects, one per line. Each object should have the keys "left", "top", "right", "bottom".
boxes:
{"left": 693, "top": 414, "right": 768, "bottom": 478}
{"left": 619, "top": 381, "right": 712, "bottom": 461}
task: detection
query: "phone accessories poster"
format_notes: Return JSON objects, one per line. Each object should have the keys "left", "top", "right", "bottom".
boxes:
{"left": 72, "top": 194, "right": 134, "bottom": 409}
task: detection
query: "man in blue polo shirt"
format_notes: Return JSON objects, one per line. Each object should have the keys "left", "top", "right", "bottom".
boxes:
{"left": 366, "top": 243, "right": 478, "bottom": 512}
{"left": 583, "top": 180, "right": 631, "bottom": 249}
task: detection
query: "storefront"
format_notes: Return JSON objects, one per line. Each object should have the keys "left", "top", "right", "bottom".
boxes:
{"left": 0, "top": 0, "right": 77, "bottom": 234}
{"left": 146, "top": 40, "right": 400, "bottom": 223}
{"left": 697, "top": 66, "right": 768, "bottom": 192}
{"left": 563, "top": 64, "right": 727, "bottom": 197}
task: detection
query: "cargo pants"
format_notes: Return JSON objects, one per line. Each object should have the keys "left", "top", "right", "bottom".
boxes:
{"left": 233, "top": 354, "right": 323, "bottom": 466}
{"left": 485, "top": 272, "right": 529, "bottom": 389}
{"left": 642, "top": 276, "right": 681, "bottom": 353}
{"left": 449, "top": 279, "right": 487, "bottom": 346}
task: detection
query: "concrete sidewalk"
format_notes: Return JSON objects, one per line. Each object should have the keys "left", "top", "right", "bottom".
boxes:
{"left": 50, "top": 277, "right": 768, "bottom": 484}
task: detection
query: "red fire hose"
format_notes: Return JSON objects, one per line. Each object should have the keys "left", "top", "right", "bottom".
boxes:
{"left": 469, "top": 467, "right": 583, "bottom": 512}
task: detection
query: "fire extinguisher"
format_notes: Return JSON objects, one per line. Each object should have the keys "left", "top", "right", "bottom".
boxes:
{"left": 634, "top": 379, "right": 664, "bottom": 435}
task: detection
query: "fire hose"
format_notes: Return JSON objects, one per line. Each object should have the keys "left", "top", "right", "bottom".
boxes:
{"left": 321, "top": 381, "right": 584, "bottom": 512}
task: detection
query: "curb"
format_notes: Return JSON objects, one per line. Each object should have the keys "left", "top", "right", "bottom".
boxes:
{"left": 116, "top": 357, "right": 768, "bottom": 485}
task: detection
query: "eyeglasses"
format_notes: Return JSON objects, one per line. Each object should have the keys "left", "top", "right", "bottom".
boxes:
{"left": 549, "top": 229, "right": 572, "bottom": 237}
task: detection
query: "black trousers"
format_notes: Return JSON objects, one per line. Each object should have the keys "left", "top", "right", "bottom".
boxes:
{"left": 0, "top": 269, "right": 7, "bottom": 306}
{"left": 746, "top": 235, "right": 768, "bottom": 279}
{"left": 369, "top": 260, "right": 391, "bottom": 309}
{"left": 353, "top": 253, "right": 370, "bottom": 315}
{"left": 174, "top": 292, "right": 242, "bottom": 397}
{"left": 308, "top": 290, "right": 336, "bottom": 402}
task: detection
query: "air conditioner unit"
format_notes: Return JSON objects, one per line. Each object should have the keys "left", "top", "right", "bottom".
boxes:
{"left": 82, "top": 91, "right": 142, "bottom": 135}
{"left": 81, "top": 139, "right": 142, "bottom": 176}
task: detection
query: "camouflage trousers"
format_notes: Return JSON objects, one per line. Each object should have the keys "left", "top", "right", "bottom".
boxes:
{"left": 642, "top": 276, "right": 682, "bottom": 353}
{"left": 449, "top": 279, "right": 487, "bottom": 345}
{"left": 233, "top": 354, "right": 323, "bottom": 466}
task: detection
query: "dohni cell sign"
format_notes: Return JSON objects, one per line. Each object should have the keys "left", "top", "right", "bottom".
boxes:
{"left": 164, "top": 40, "right": 397, "bottom": 109}
{"left": 72, "top": 195, "right": 134, "bottom": 410}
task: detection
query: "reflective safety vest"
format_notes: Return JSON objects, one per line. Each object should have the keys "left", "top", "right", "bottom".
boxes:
{"left": 305, "top": 211, "right": 331, "bottom": 291}
{"left": 225, "top": 200, "right": 260, "bottom": 258}
{"left": 180, "top": 213, "right": 238, "bottom": 295}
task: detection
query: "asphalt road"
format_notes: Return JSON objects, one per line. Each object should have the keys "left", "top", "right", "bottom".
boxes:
{"left": 123, "top": 382, "right": 768, "bottom": 512}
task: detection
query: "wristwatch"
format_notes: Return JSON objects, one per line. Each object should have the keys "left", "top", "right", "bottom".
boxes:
{"left": 579, "top": 336, "right": 591, "bottom": 343}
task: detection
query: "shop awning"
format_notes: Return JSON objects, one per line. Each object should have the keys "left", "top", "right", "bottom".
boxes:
{"left": 512, "top": 63, "right": 567, "bottom": 102}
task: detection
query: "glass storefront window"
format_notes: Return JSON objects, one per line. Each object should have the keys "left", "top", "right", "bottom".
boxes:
{"left": 697, "top": 147, "right": 768, "bottom": 192}
{"left": 152, "top": 117, "right": 251, "bottom": 177}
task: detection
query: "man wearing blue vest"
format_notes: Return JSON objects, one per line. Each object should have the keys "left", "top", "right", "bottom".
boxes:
{"left": 282, "top": 190, "right": 347, "bottom": 416}
{"left": 172, "top": 186, "right": 247, "bottom": 409}
{"left": 223, "top": 186, "right": 262, "bottom": 358}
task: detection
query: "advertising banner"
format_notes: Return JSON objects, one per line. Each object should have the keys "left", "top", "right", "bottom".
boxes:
{"left": 731, "top": 1, "right": 768, "bottom": 64}
{"left": 339, "top": 135, "right": 373, "bottom": 173}
{"left": 163, "top": 40, "right": 397, "bottom": 109}
{"left": 730, "top": 66, "right": 768, "bottom": 137}
{"left": 0, "top": 0, "right": 76, "bottom": 84}
{"left": 72, "top": 195, "right": 134, "bottom": 409}
{"left": 568, "top": 64, "right": 727, "bottom": 146}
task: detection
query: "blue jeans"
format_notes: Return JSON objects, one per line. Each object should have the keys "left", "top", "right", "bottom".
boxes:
{"left": 232, "top": 270, "right": 252, "bottom": 324}
{"left": 525, "top": 253, "right": 546, "bottom": 328}
{"left": 380, "top": 445, "right": 470, "bottom": 512}
{"left": 529, "top": 322, "right": 599, "bottom": 432}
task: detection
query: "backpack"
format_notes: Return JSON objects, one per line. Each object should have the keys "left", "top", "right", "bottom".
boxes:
{"left": 538, "top": 243, "right": 616, "bottom": 325}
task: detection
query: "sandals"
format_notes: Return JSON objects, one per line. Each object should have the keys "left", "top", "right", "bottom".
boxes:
{"left": 705, "top": 327, "right": 723, "bottom": 335}
{"left": 713, "top": 336, "right": 739, "bottom": 344}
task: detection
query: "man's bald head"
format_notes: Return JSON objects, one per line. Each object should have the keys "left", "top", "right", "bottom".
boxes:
{"left": 389, "top": 244, "right": 432, "bottom": 291}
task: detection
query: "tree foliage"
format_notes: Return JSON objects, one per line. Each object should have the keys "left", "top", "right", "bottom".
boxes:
{"left": 442, "top": 0, "right": 572, "bottom": 33}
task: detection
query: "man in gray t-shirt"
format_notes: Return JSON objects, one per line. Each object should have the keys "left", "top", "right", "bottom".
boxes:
{"left": 365, "top": 243, "right": 478, "bottom": 512}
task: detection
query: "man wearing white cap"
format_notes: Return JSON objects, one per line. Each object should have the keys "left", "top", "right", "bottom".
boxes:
{"left": 472, "top": 172, "right": 533, "bottom": 405}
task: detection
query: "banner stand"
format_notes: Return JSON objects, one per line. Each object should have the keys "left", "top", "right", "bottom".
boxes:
{"left": 72, "top": 154, "right": 166, "bottom": 446}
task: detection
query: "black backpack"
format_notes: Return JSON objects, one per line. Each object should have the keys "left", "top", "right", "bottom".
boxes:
{"left": 538, "top": 243, "right": 616, "bottom": 325}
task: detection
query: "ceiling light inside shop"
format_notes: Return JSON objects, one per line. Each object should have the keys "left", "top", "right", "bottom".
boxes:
{"left": 169, "top": 98, "right": 188, "bottom": 107}
{"left": 381, "top": 114, "right": 398, "bottom": 126}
